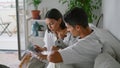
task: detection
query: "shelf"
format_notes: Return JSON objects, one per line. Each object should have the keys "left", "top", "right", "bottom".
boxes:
{"left": 27, "top": 19, "right": 46, "bottom": 47}
{"left": 31, "top": 19, "right": 45, "bottom": 22}
{"left": 29, "top": 36, "right": 45, "bottom": 47}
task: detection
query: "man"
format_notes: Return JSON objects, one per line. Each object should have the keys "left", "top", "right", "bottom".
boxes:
{"left": 47, "top": 7, "right": 103, "bottom": 68}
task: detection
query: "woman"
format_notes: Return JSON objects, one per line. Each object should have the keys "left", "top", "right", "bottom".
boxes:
{"left": 35, "top": 8, "right": 76, "bottom": 59}
{"left": 43, "top": 8, "right": 74, "bottom": 68}
{"left": 19, "top": 8, "right": 75, "bottom": 68}
{"left": 34, "top": 8, "right": 68, "bottom": 58}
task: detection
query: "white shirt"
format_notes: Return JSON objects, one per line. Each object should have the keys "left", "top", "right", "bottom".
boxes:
{"left": 59, "top": 31, "right": 103, "bottom": 68}
{"left": 43, "top": 30, "right": 76, "bottom": 51}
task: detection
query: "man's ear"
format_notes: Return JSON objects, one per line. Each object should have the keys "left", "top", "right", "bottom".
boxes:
{"left": 75, "top": 25, "right": 81, "bottom": 31}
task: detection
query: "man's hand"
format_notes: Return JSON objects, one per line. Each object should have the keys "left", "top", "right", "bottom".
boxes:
{"left": 51, "top": 46, "right": 60, "bottom": 51}
{"left": 47, "top": 51, "right": 63, "bottom": 63}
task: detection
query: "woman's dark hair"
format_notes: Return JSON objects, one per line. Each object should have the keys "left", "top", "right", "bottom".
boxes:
{"left": 45, "top": 8, "right": 66, "bottom": 32}
{"left": 0, "top": 64, "right": 9, "bottom": 68}
{"left": 64, "top": 7, "right": 88, "bottom": 28}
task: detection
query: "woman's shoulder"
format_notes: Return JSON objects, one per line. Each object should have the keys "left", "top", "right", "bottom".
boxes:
{"left": 45, "top": 29, "right": 56, "bottom": 37}
{"left": 45, "top": 29, "right": 52, "bottom": 34}
{"left": 64, "top": 32, "right": 73, "bottom": 41}
{"left": 65, "top": 32, "right": 71, "bottom": 37}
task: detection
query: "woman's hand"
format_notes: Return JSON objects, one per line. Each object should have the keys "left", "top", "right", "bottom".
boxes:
{"left": 34, "top": 45, "right": 42, "bottom": 52}
{"left": 37, "top": 53, "right": 47, "bottom": 60}
{"left": 34, "top": 45, "right": 47, "bottom": 52}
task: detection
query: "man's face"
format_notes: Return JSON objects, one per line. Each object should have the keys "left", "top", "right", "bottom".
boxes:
{"left": 66, "top": 23, "right": 80, "bottom": 37}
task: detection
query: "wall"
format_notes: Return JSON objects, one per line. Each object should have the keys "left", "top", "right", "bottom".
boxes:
{"left": 103, "top": 0, "right": 120, "bottom": 40}
{"left": 26, "top": 0, "right": 67, "bottom": 19}
{"left": 39, "top": 0, "right": 67, "bottom": 14}
{"left": 26, "top": 0, "right": 101, "bottom": 22}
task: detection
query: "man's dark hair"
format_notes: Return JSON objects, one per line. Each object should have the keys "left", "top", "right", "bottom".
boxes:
{"left": 45, "top": 8, "right": 66, "bottom": 32}
{"left": 64, "top": 7, "right": 88, "bottom": 28}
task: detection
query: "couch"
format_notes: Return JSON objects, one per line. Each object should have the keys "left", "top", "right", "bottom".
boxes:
{"left": 45, "top": 25, "right": 120, "bottom": 68}
{"left": 92, "top": 27, "right": 120, "bottom": 68}
{"left": 22, "top": 25, "right": 120, "bottom": 68}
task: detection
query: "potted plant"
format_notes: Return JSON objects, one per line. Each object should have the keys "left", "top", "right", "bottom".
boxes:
{"left": 38, "top": 24, "right": 44, "bottom": 31}
{"left": 32, "top": 21, "right": 44, "bottom": 36}
{"left": 59, "top": 0, "right": 102, "bottom": 23}
{"left": 31, "top": 0, "right": 42, "bottom": 19}
{"left": 37, "top": 24, "right": 44, "bottom": 37}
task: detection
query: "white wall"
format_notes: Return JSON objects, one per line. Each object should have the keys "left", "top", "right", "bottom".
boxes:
{"left": 103, "top": 0, "right": 120, "bottom": 40}
{"left": 26, "top": 0, "right": 102, "bottom": 24}
{"left": 26, "top": 0, "right": 67, "bottom": 19}
{"left": 39, "top": 0, "right": 67, "bottom": 14}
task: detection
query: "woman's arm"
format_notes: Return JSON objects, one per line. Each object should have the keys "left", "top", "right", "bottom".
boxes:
{"left": 19, "top": 53, "right": 32, "bottom": 68}
{"left": 37, "top": 46, "right": 60, "bottom": 61}
{"left": 34, "top": 45, "right": 47, "bottom": 52}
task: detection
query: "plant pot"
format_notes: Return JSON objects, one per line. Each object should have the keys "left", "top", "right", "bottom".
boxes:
{"left": 31, "top": 10, "right": 41, "bottom": 19}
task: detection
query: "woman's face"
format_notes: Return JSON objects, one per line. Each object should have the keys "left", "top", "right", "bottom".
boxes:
{"left": 45, "top": 18, "right": 61, "bottom": 32}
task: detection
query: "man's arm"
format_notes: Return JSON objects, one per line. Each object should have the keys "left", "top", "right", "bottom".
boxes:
{"left": 47, "top": 50, "right": 63, "bottom": 63}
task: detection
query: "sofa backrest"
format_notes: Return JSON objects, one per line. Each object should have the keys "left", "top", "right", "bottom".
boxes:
{"left": 94, "top": 53, "right": 120, "bottom": 68}
{"left": 92, "top": 27, "right": 120, "bottom": 63}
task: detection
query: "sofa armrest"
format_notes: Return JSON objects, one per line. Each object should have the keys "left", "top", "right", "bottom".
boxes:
{"left": 94, "top": 53, "right": 120, "bottom": 68}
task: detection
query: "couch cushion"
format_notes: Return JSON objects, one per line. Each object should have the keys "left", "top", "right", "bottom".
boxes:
{"left": 92, "top": 27, "right": 120, "bottom": 63}
{"left": 94, "top": 53, "right": 120, "bottom": 68}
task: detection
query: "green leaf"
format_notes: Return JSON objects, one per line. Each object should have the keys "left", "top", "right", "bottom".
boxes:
{"left": 59, "top": 0, "right": 102, "bottom": 23}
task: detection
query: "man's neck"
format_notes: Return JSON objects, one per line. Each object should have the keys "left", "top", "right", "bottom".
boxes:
{"left": 79, "top": 27, "right": 93, "bottom": 38}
